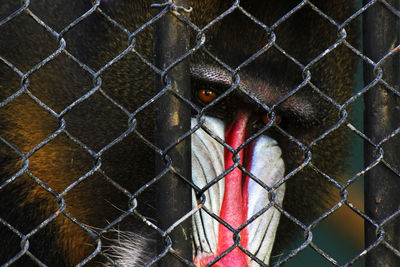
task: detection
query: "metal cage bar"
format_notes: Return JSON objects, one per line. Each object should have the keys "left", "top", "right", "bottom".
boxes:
{"left": 363, "top": 1, "right": 400, "bottom": 266}
{"left": 153, "top": 1, "right": 192, "bottom": 266}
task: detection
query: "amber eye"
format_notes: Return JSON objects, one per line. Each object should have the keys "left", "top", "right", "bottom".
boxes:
{"left": 197, "top": 89, "right": 217, "bottom": 103}
{"left": 262, "top": 114, "right": 281, "bottom": 124}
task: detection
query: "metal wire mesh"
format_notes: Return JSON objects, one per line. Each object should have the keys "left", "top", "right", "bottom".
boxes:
{"left": 0, "top": 0, "right": 399, "bottom": 266}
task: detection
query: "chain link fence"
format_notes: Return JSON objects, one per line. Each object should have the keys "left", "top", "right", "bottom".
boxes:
{"left": 0, "top": 0, "right": 399, "bottom": 266}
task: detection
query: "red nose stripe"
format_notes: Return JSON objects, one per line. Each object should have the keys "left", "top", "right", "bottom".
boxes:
{"left": 216, "top": 109, "right": 250, "bottom": 266}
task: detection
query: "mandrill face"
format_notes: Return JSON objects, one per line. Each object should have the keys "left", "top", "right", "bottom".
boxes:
{"left": 186, "top": 53, "right": 322, "bottom": 265}
{"left": 187, "top": 63, "right": 305, "bottom": 266}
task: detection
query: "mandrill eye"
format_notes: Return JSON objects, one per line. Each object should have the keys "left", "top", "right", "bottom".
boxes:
{"left": 262, "top": 113, "right": 281, "bottom": 125}
{"left": 197, "top": 89, "right": 217, "bottom": 103}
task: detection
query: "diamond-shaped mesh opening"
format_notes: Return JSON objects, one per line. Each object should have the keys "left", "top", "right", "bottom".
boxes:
{"left": 28, "top": 54, "right": 94, "bottom": 113}
{"left": 0, "top": 14, "right": 58, "bottom": 72}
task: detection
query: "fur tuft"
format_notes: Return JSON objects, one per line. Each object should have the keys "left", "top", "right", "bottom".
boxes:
{"left": 104, "top": 230, "right": 155, "bottom": 267}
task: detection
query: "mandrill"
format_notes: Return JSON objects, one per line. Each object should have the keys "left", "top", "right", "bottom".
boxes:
{"left": 0, "top": 0, "right": 357, "bottom": 266}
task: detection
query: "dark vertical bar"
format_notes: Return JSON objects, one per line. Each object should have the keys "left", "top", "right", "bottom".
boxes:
{"left": 363, "top": 1, "right": 400, "bottom": 266}
{"left": 153, "top": 0, "right": 192, "bottom": 266}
